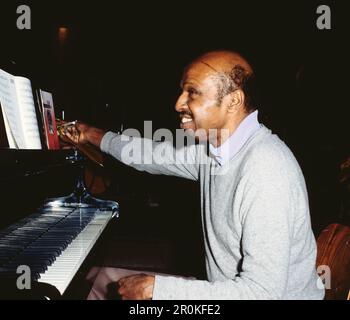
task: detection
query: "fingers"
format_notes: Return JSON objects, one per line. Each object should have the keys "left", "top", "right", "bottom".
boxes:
{"left": 58, "top": 123, "right": 80, "bottom": 144}
{"left": 117, "top": 273, "right": 143, "bottom": 287}
{"left": 116, "top": 274, "right": 154, "bottom": 300}
{"left": 67, "top": 126, "right": 78, "bottom": 138}
{"left": 117, "top": 278, "right": 124, "bottom": 288}
{"left": 116, "top": 275, "right": 131, "bottom": 290}
{"left": 64, "top": 127, "right": 77, "bottom": 142}
{"left": 116, "top": 275, "right": 134, "bottom": 299}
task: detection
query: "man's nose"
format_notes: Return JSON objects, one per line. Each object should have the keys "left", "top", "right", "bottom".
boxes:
{"left": 175, "top": 93, "right": 188, "bottom": 113}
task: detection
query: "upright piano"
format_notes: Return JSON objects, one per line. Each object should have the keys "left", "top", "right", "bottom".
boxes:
{"left": 0, "top": 148, "right": 119, "bottom": 299}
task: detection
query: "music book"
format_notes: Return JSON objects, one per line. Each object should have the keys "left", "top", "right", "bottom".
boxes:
{"left": 37, "top": 89, "right": 60, "bottom": 150}
{"left": 0, "top": 68, "right": 42, "bottom": 149}
{"left": 0, "top": 100, "right": 10, "bottom": 148}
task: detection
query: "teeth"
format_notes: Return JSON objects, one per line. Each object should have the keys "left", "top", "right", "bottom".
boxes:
{"left": 181, "top": 118, "right": 193, "bottom": 124}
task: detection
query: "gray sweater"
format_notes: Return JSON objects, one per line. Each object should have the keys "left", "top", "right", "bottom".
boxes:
{"left": 100, "top": 125, "right": 324, "bottom": 300}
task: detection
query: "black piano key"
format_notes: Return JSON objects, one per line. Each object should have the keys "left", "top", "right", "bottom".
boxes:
{"left": 0, "top": 205, "right": 102, "bottom": 285}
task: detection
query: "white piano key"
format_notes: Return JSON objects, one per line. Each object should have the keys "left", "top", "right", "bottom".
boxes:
{"left": 37, "top": 209, "right": 113, "bottom": 294}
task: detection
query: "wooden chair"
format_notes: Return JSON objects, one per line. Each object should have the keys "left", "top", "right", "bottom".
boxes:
{"left": 316, "top": 223, "right": 350, "bottom": 300}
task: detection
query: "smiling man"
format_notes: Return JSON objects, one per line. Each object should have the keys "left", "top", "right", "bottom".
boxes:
{"left": 63, "top": 50, "right": 324, "bottom": 300}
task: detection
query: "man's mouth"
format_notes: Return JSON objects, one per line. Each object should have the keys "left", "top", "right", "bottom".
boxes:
{"left": 180, "top": 117, "right": 194, "bottom": 128}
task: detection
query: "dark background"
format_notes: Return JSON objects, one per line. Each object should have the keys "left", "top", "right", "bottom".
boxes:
{"left": 1, "top": 0, "right": 349, "bottom": 278}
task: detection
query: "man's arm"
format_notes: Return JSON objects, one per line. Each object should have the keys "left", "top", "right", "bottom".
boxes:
{"left": 100, "top": 131, "right": 200, "bottom": 180}
{"left": 62, "top": 122, "right": 200, "bottom": 181}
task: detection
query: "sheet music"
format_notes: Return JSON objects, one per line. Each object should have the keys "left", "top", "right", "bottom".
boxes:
{"left": 0, "top": 69, "right": 24, "bottom": 148}
{"left": 14, "top": 77, "right": 42, "bottom": 149}
{"left": 0, "top": 103, "right": 17, "bottom": 148}
{"left": 0, "top": 68, "right": 41, "bottom": 149}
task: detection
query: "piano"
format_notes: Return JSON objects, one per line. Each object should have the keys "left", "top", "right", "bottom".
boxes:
{"left": 0, "top": 148, "right": 119, "bottom": 299}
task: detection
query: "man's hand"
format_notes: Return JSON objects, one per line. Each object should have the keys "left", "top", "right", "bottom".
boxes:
{"left": 58, "top": 121, "right": 106, "bottom": 148}
{"left": 58, "top": 121, "right": 91, "bottom": 145}
{"left": 117, "top": 274, "right": 155, "bottom": 300}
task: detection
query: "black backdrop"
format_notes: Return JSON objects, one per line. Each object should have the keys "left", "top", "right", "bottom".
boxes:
{"left": 0, "top": 1, "right": 349, "bottom": 270}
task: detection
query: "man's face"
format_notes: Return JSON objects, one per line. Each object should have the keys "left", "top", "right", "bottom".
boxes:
{"left": 175, "top": 62, "right": 227, "bottom": 141}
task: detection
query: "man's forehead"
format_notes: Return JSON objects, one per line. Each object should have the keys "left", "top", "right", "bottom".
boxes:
{"left": 182, "top": 61, "right": 218, "bottom": 85}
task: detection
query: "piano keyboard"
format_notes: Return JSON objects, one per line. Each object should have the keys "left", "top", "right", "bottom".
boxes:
{"left": 0, "top": 205, "right": 115, "bottom": 295}
{"left": 38, "top": 209, "right": 112, "bottom": 294}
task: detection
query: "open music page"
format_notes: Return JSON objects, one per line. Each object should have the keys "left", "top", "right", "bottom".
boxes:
{"left": 14, "top": 76, "right": 42, "bottom": 149}
{"left": 0, "top": 68, "right": 41, "bottom": 149}
{"left": 0, "top": 102, "right": 17, "bottom": 148}
{"left": 0, "top": 69, "right": 21, "bottom": 148}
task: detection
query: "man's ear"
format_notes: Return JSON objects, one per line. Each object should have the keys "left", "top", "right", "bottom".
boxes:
{"left": 226, "top": 89, "right": 245, "bottom": 113}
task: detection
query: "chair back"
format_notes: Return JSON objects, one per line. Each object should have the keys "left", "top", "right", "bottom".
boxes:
{"left": 316, "top": 223, "right": 350, "bottom": 300}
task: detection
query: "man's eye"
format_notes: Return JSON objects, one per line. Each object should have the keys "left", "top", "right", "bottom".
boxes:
{"left": 187, "top": 88, "right": 198, "bottom": 96}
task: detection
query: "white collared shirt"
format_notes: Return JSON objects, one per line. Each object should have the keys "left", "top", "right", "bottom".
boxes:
{"left": 209, "top": 110, "right": 261, "bottom": 165}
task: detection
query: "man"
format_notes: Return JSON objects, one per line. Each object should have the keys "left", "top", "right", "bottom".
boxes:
{"left": 63, "top": 50, "right": 324, "bottom": 299}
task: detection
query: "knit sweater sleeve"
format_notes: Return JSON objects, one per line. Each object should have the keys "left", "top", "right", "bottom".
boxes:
{"left": 152, "top": 146, "right": 295, "bottom": 300}
{"left": 100, "top": 131, "right": 200, "bottom": 181}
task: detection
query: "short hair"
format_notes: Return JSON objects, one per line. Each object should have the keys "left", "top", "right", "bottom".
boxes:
{"left": 215, "top": 65, "right": 258, "bottom": 113}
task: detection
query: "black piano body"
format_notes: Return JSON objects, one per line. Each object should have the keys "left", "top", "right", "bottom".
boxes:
{"left": 0, "top": 148, "right": 118, "bottom": 299}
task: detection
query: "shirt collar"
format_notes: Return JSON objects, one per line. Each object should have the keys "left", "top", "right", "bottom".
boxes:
{"left": 209, "top": 110, "right": 261, "bottom": 165}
